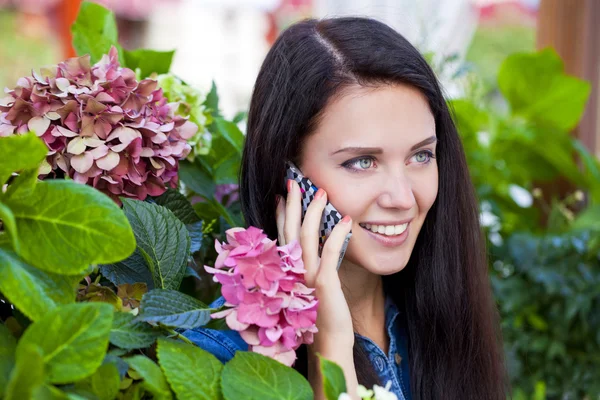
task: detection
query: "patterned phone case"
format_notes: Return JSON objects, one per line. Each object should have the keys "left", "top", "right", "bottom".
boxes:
{"left": 285, "top": 161, "right": 351, "bottom": 270}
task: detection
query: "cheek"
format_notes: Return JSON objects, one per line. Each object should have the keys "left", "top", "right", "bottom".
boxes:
{"left": 412, "top": 167, "right": 438, "bottom": 214}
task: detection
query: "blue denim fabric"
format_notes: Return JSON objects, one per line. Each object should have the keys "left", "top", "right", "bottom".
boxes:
{"left": 354, "top": 295, "right": 411, "bottom": 400}
{"left": 182, "top": 295, "right": 411, "bottom": 400}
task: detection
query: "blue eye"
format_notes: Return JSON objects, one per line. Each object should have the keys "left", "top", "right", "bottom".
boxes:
{"left": 411, "top": 150, "right": 435, "bottom": 164}
{"left": 342, "top": 156, "right": 377, "bottom": 171}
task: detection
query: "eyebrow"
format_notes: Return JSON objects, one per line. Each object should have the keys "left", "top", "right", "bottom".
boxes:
{"left": 330, "top": 136, "right": 438, "bottom": 156}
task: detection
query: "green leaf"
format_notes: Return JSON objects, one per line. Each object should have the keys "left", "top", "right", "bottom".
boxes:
{"left": 139, "top": 289, "right": 211, "bottom": 329}
{"left": 221, "top": 352, "right": 313, "bottom": 400}
{"left": 0, "top": 133, "right": 47, "bottom": 186}
{"left": 17, "top": 303, "right": 113, "bottom": 384}
{"left": 125, "top": 355, "right": 172, "bottom": 400}
{"left": 0, "top": 202, "right": 19, "bottom": 253}
{"left": 90, "top": 363, "right": 121, "bottom": 400}
{"left": 153, "top": 188, "right": 200, "bottom": 225}
{"left": 122, "top": 199, "right": 190, "bottom": 290}
{"left": 186, "top": 220, "right": 203, "bottom": 254}
{"left": 0, "top": 248, "right": 78, "bottom": 321}
{"left": 4, "top": 168, "right": 40, "bottom": 204}
{"left": 0, "top": 324, "right": 17, "bottom": 398}
{"left": 3, "top": 180, "right": 135, "bottom": 274}
{"left": 123, "top": 49, "right": 175, "bottom": 79}
{"left": 203, "top": 81, "right": 221, "bottom": 118}
{"left": 157, "top": 338, "right": 223, "bottom": 400}
{"left": 572, "top": 205, "right": 600, "bottom": 231}
{"left": 100, "top": 248, "right": 154, "bottom": 289}
{"left": 5, "top": 343, "right": 47, "bottom": 400}
{"left": 110, "top": 312, "right": 162, "bottom": 349}
{"left": 498, "top": 48, "right": 591, "bottom": 131}
{"left": 179, "top": 159, "right": 216, "bottom": 200}
{"left": 318, "top": 355, "right": 347, "bottom": 400}
{"left": 70, "top": 1, "right": 124, "bottom": 64}
{"left": 214, "top": 117, "right": 244, "bottom": 154}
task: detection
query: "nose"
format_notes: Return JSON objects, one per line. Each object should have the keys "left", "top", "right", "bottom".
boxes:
{"left": 376, "top": 171, "right": 416, "bottom": 210}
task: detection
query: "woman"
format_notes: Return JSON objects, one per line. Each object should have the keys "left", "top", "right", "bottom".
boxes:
{"left": 183, "top": 17, "right": 507, "bottom": 400}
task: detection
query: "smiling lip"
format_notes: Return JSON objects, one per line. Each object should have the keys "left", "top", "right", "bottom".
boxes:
{"left": 358, "top": 220, "right": 412, "bottom": 247}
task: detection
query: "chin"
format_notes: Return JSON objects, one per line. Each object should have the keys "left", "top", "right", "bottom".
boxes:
{"left": 344, "top": 249, "right": 411, "bottom": 276}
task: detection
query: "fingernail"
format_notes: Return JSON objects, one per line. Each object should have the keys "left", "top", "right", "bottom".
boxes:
{"left": 342, "top": 215, "right": 351, "bottom": 223}
{"left": 315, "top": 188, "right": 325, "bottom": 200}
{"left": 287, "top": 179, "right": 293, "bottom": 193}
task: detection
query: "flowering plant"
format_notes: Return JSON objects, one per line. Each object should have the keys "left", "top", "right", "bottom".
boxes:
{"left": 338, "top": 382, "right": 399, "bottom": 400}
{"left": 0, "top": 46, "right": 197, "bottom": 202}
{"left": 204, "top": 226, "right": 318, "bottom": 366}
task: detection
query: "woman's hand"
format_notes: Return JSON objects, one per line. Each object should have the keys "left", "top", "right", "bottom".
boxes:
{"left": 276, "top": 179, "right": 359, "bottom": 399}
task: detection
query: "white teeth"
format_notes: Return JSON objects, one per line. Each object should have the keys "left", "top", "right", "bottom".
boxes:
{"left": 360, "top": 223, "right": 408, "bottom": 236}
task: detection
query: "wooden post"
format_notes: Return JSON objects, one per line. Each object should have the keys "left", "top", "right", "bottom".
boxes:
{"left": 537, "top": 0, "right": 600, "bottom": 158}
{"left": 57, "top": 0, "right": 82, "bottom": 59}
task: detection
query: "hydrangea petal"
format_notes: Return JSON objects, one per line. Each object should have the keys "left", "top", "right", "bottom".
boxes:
{"left": 96, "top": 150, "right": 120, "bottom": 171}
{"left": 71, "top": 152, "right": 94, "bottom": 173}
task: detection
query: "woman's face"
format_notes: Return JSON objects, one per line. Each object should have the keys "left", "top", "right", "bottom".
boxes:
{"left": 299, "top": 84, "right": 438, "bottom": 275}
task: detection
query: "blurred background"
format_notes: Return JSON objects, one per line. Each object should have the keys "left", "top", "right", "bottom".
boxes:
{"left": 1, "top": 0, "right": 599, "bottom": 399}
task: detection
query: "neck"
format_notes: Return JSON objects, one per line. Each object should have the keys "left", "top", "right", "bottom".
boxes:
{"left": 337, "top": 260, "right": 386, "bottom": 338}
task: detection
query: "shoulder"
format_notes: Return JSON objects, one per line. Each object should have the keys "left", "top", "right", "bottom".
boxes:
{"left": 180, "top": 296, "right": 248, "bottom": 364}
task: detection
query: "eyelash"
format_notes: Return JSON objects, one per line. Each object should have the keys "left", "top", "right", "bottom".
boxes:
{"left": 341, "top": 150, "right": 436, "bottom": 172}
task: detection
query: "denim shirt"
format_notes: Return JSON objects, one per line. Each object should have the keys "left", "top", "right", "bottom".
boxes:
{"left": 182, "top": 295, "right": 411, "bottom": 400}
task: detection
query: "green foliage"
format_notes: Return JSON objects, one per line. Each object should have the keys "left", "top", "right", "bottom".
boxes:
{"left": 125, "top": 355, "right": 173, "bottom": 400}
{"left": 139, "top": 289, "right": 211, "bottom": 329}
{"left": 318, "top": 354, "right": 347, "bottom": 400}
{"left": 0, "top": 249, "right": 78, "bottom": 321}
{"left": 118, "top": 199, "right": 190, "bottom": 290}
{"left": 17, "top": 302, "right": 113, "bottom": 383}
{"left": 124, "top": 49, "right": 175, "bottom": 79}
{"left": 4, "top": 342, "right": 47, "bottom": 400}
{"left": 109, "top": 312, "right": 162, "bottom": 350}
{"left": 221, "top": 352, "right": 313, "bottom": 400}
{"left": 0, "top": 324, "right": 16, "bottom": 398}
{"left": 0, "top": 133, "right": 47, "bottom": 186}
{"left": 71, "top": 1, "right": 124, "bottom": 64}
{"left": 157, "top": 338, "right": 223, "bottom": 400}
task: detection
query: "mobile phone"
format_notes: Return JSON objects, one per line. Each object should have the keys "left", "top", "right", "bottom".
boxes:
{"left": 285, "top": 161, "right": 351, "bottom": 270}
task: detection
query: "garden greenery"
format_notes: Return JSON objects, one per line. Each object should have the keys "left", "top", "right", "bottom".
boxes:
{"left": 0, "top": 2, "right": 599, "bottom": 399}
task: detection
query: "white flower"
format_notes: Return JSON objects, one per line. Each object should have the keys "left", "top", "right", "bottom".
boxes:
{"left": 357, "top": 384, "right": 374, "bottom": 399}
{"left": 372, "top": 381, "right": 398, "bottom": 400}
{"left": 338, "top": 393, "right": 353, "bottom": 400}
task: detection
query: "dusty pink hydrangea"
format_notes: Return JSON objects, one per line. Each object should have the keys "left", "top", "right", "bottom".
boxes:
{"left": 0, "top": 46, "right": 197, "bottom": 202}
{"left": 205, "top": 227, "right": 318, "bottom": 366}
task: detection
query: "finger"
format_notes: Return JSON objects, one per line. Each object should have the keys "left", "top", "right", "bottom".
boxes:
{"left": 316, "top": 215, "right": 352, "bottom": 285}
{"left": 300, "top": 188, "right": 327, "bottom": 286}
{"left": 283, "top": 179, "right": 302, "bottom": 244}
{"left": 275, "top": 195, "right": 286, "bottom": 246}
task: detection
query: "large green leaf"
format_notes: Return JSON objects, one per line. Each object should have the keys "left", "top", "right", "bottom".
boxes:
{"left": 99, "top": 248, "right": 154, "bottom": 289}
{"left": 221, "top": 352, "right": 313, "bottom": 400}
{"left": 70, "top": 1, "right": 124, "bottom": 64}
{"left": 126, "top": 355, "right": 172, "bottom": 400}
{"left": 203, "top": 80, "right": 221, "bottom": 118}
{"left": 0, "top": 249, "right": 78, "bottom": 321}
{"left": 3, "top": 180, "right": 135, "bottom": 274}
{"left": 156, "top": 338, "right": 223, "bottom": 400}
{"left": 153, "top": 189, "right": 200, "bottom": 225}
{"left": 122, "top": 199, "right": 190, "bottom": 290}
{"left": 90, "top": 363, "right": 121, "bottom": 400}
{"left": 498, "top": 48, "right": 591, "bottom": 131}
{"left": 179, "top": 159, "right": 216, "bottom": 200}
{"left": 0, "top": 202, "right": 19, "bottom": 253}
{"left": 153, "top": 189, "right": 203, "bottom": 253}
{"left": 110, "top": 312, "right": 162, "bottom": 349}
{"left": 17, "top": 303, "right": 113, "bottom": 384}
{"left": 5, "top": 343, "right": 47, "bottom": 400}
{"left": 123, "top": 49, "right": 175, "bottom": 79}
{"left": 139, "top": 289, "right": 211, "bottom": 329}
{"left": 318, "top": 355, "right": 347, "bottom": 400}
{"left": 214, "top": 117, "right": 244, "bottom": 154}
{"left": 0, "top": 324, "right": 17, "bottom": 398}
{"left": 0, "top": 133, "right": 47, "bottom": 186}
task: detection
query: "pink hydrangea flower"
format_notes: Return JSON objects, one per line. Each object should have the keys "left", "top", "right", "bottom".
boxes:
{"left": 205, "top": 227, "right": 318, "bottom": 366}
{"left": 0, "top": 46, "right": 197, "bottom": 203}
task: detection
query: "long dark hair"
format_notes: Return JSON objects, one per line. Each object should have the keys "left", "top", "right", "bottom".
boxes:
{"left": 240, "top": 17, "right": 507, "bottom": 399}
